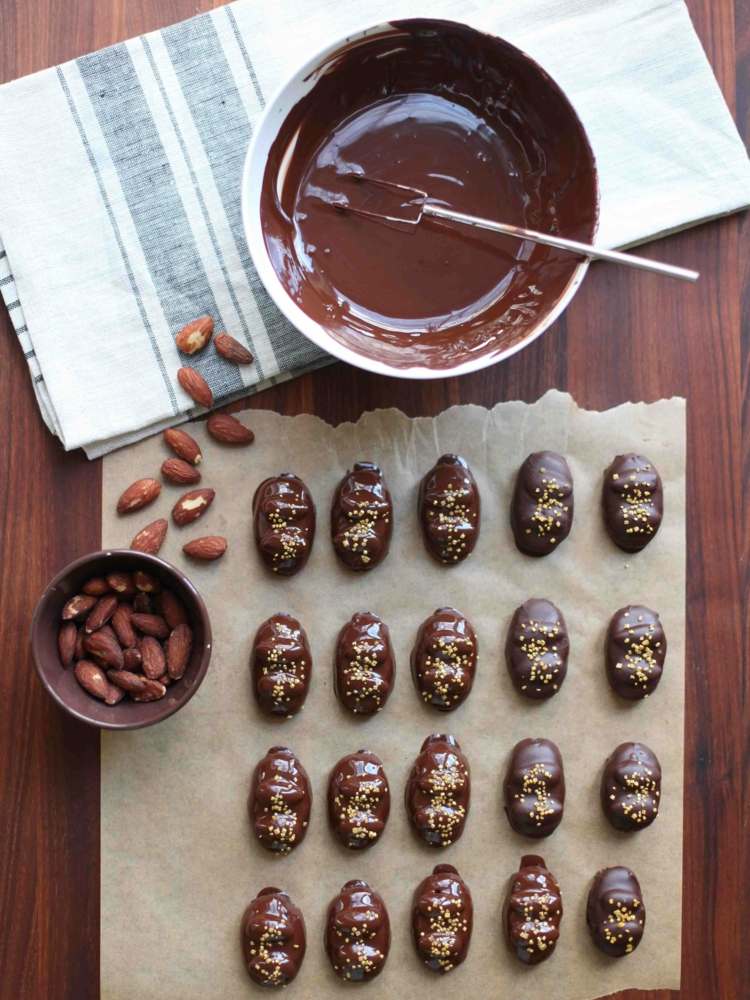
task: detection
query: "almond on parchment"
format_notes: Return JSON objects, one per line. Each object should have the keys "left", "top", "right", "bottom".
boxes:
{"left": 62, "top": 594, "right": 97, "bottom": 622}
{"left": 159, "top": 590, "right": 188, "bottom": 629}
{"left": 175, "top": 315, "right": 213, "bottom": 355}
{"left": 84, "top": 594, "right": 119, "bottom": 634}
{"left": 183, "top": 536, "right": 227, "bottom": 561}
{"left": 58, "top": 622, "right": 77, "bottom": 667}
{"left": 131, "top": 518, "right": 168, "bottom": 555}
{"left": 214, "top": 332, "right": 254, "bottom": 365}
{"left": 163, "top": 427, "right": 202, "bottom": 465}
{"left": 177, "top": 367, "right": 213, "bottom": 408}
{"left": 206, "top": 412, "right": 254, "bottom": 445}
{"left": 166, "top": 623, "right": 193, "bottom": 680}
{"left": 140, "top": 636, "right": 166, "bottom": 680}
{"left": 172, "top": 487, "right": 215, "bottom": 527}
{"left": 116, "top": 478, "right": 161, "bottom": 515}
{"left": 161, "top": 457, "right": 201, "bottom": 485}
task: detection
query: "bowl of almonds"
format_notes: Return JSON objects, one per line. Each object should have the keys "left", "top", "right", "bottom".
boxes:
{"left": 31, "top": 549, "right": 212, "bottom": 730}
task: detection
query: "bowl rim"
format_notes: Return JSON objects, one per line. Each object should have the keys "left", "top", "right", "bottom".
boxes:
{"left": 30, "top": 548, "right": 213, "bottom": 731}
{"left": 242, "top": 17, "right": 600, "bottom": 380}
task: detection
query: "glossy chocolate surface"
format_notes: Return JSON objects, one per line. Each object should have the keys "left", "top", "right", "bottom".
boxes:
{"left": 260, "top": 19, "right": 597, "bottom": 371}
{"left": 419, "top": 455, "right": 480, "bottom": 565}
{"left": 587, "top": 866, "right": 646, "bottom": 957}
{"left": 505, "top": 854, "right": 562, "bottom": 965}
{"left": 412, "top": 864, "right": 473, "bottom": 973}
{"left": 252, "top": 613, "right": 312, "bottom": 717}
{"left": 411, "top": 607, "right": 477, "bottom": 711}
{"left": 504, "top": 738, "right": 565, "bottom": 838}
{"left": 241, "top": 886, "right": 306, "bottom": 987}
{"left": 406, "top": 734, "right": 470, "bottom": 847}
{"left": 511, "top": 451, "right": 574, "bottom": 556}
{"left": 249, "top": 746, "right": 311, "bottom": 854}
{"left": 328, "top": 750, "right": 391, "bottom": 849}
{"left": 606, "top": 605, "right": 666, "bottom": 699}
{"left": 325, "top": 879, "right": 390, "bottom": 982}
{"left": 331, "top": 463, "right": 393, "bottom": 571}
{"left": 253, "top": 474, "right": 315, "bottom": 575}
{"left": 505, "top": 598, "right": 569, "bottom": 700}
{"left": 602, "top": 454, "right": 663, "bottom": 552}
{"left": 601, "top": 742, "right": 661, "bottom": 832}
{"left": 334, "top": 612, "right": 395, "bottom": 716}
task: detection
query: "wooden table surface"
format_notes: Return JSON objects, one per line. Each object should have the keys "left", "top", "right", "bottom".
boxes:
{"left": 0, "top": 1, "right": 747, "bottom": 997}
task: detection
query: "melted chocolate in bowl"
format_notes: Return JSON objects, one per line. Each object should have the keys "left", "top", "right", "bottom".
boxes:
{"left": 259, "top": 19, "right": 598, "bottom": 371}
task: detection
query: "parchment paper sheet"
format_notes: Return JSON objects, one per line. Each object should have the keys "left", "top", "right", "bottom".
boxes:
{"left": 101, "top": 390, "right": 685, "bottom": 999}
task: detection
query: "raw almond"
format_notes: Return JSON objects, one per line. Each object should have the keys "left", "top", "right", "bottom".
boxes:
{"left": 175, "top": 315, "right": 213, "bottom": 355}
{"left": 106, "top": 572, "right": 136, "bottom": 596}
{"left": 84, "top": 627, "right": 124, "bottom": 671}
{"left": 214, "top": 332, "right": 254, "bottom": 365}
{"left": 62, "top": 593, "right": 97, "bottom": 621}
{"left": 111, "top": 604, "right": 137, "bottom": 648}
{"left": 134, "top": 570, "right": 160, "bottom": 593}
{"left": 84, "top": 594, "right": 119, "bottom": 634}
{"left": 123, "top": 646, "right": 143, "bottom": 671}
{"left": 58, "top": 622, "right": 77, "bottom": 667}
{"left": 159, "top": 590, "right": 188, "bottom": 628}
{"left": 172, "top": 488, "right": 215, "bottom": 527}
{"left": 131, "top": 518, "right": 168, "bottom": 555}
{"left": 74, "top": 660, "right": 118, "bottom": 702}
{"left": 177, "top": 367, "right": 213, "bottom": 408}
{"left": 183, "top": 536, "right": 227, "bottom": 561}
{"left": 140, "top": 636, "right": 166, "bottom": 680}
{"left": 166, "top": 623, "right": 193, "bottom": 679}
{"left": 82, "top": 576, "right": 110, "bottom": 596}
{"left": 206, "top": 412, "right": 254, "bottom": 445}
{"left": 130, "top": 612, "right": 170, "bottom": 639}
{"left": 109, "top": 671, "right": 166, "bottom": 702}
{"left": 116, "top": 478, "right": 161, "bottom": 515}
{"left": 161, "top": 457, "right": 201, "bottom": 485}
{"left": 163, "top": 427, "right": 202, "bottom": 465}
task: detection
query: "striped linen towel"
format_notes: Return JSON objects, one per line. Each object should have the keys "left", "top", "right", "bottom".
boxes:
{"left": 0, "top": 0, "right": 748, "bottom": 457}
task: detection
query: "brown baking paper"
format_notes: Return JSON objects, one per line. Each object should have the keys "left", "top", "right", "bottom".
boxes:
{"left": 101, "top": 390, "right": 685, "bottom": 999}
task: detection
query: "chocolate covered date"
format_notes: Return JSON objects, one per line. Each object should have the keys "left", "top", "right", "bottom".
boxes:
{"left": 331, "top": 462, "right": 393, "bottom": 571}
{"left": 505, "top": 598, "right": 569, "bottom": 700}
{"left": 411, "top": 607, "right": 477, "bottom": 711}
{"left": 504, "top": 738, "right": 565, "bottom": 838}
{"left": 511, "top": 451, "right": 574, "bottom": 556}
{"left": 606, "top": 605, "right": 666, "bottom": 699}
{"left": 334, "top": 612, "right": 395, "bottom": 716}
{"left": 406, "top": 734, "right": 470, "bottom": 847}
{"left": 249, "top": 746, "right": 311, "bottom": 854}
{"left": 253, "top": 473, "right": 316, "bottom": 575}
{"left": 241, "top": 886, "right": 306, "bottom": 987}
{"left": 418, "top": 454, "right": 480, "bottom": 565}
{"left": 328, "top": 750, "right": 390, "bottom": 849}
{"left": 602, "top": 453, "right": 663, "bottom": 552}
{"left": 601, "top": 742, "right": 661, "bottom": 831}
{"left": 325, "top": 879, "right": 390, "bottom": 982}
{"left": 252, "top": 613, "right": 312, "bottom": 717}
{"left": 505, "top": 854, "right": 562, "bottom": 965}
{"left": 587, "top": 866, "right": 645, "bottom": 956}
{"left": 412, "top": 864, "right": 473, "bottom": 973}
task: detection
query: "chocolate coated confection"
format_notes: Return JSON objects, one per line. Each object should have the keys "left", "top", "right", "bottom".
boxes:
{"left": 505, "top": 854, "right": 563, "bottom": 965}
{"left": 606, "top": 605, "right": 666, "bottom": 699}
{"left": 249, "top": 747, "right": 311, "bottom": 854}
{"left": 587, "top": 866, "right": 646, "bottom": 957}
{"left": 511, "top": 451, "right": 574, "bottom": 556}
{"left": 252, "top": 613, "right": 312, "bottom": 717}
{"left": 334, "top": 612, "right": 395, "bottom": 716}
{"left": 406, "top": 734, "right": 470, "bottom": 847}
{"left": 602, "top": 454, "right": 663, "bottom": 552}
{"left": 240, "top": 887, "right": 306, "bottom": 987}
{"left": 419, "top": 455, "right": 480, "bottom": 565}
{"left": 412, "top": 864, "right": 473, "bottom": 974}
{"left": 411, "top": 608, "right": 477, "bottom": 711}
{"left": 328, "top": 750, "right": 391, "bottom": 850}
{"left": 504, "top": 738, "right": 565, "bottom": 838}
{"left": 505, "top": 598, "right": 569, "bottom": 700}
{"left": 325, "top": 879, "right": 390, "bottom": 982}
{"left": 331, "top": 463, "right": 393, "bottom": 572}
{"left": 253, "top": 474, "right": 316, "bottom": 575}
{"left": 601, "top": 742, "right": 661, "bottom": 832}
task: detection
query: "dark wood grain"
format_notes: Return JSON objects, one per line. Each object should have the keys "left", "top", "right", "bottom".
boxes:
{"left": 0, "top": 1, "right": 746, "bottom": 997}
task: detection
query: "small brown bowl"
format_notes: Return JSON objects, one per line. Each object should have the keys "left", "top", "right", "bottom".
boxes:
{"left": 31, "top": 549, "right": 212, "bottom": 731}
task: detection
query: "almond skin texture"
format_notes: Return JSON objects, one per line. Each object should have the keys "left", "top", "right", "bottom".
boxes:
{"left": 123, "top": 646, "right": 143, "bottom": 671}
{"left": 161, "top": 457, "right": 201, "bottom": 485}
{"left": 134, "top": 570, "right": 160, "bottom": 593}
{"left": 131, "top": 612, "right": 170, "bottom": 639}
{"left": 164, "top": 427, "right": 202, "bottom": 465}
{"left": 109, "top": 671, "right": 167, "bottom": 701}
{"left": 131, "top": 519, "right": 168, "bottom": 555}
{"left": 172, "top": 488, "right": 215, "bottom": 527}
{"left": 82, "top": 576, "right": 110, "bottom": 596}
{"left": 84, "top": 594, "right": 119, "bottom": 634}
{"left": 214, "top": 332, "right": 254, "bottom": 365}
{"left": 58, "top": 622, "right": 77, "bottom": 667}
{"left": 167, "top": 624, "right": 193, "bottom": 679}
{"left": 74, "top": 661, "right": 115, "bottom": 702}
{"left": 74, "top": 628, "right": 86, "bottom": 661}
{"left": 106, "top": 572, "right": 136, "bottom": 597}
{"left": 111, "top": 604, "right": 137, "bottom": 648}
{"left": 140, "top": 636, "right": 166, "bottom": 680}
{"left": 116, "top": 478, "right": 161, "bottom": 515}
{"left": 175, "top": 315, "right": 213, "bottom": 355}
{"left": 183, "top": 536, "right": 228, "bottom": 561}
{"left": 178, "top": 367, "right": 213, "bottom": 408}
{"left": 206, "top": 412, "right": 254, "bottom": 445}
{"left": 159, "top": 590, "right": 188, "bottom": 628}
{"left": 62, "top": 594, "right": 97, "bottom": 621}
{"left": 83, "top": 628, "right": 124, "bottom": 671}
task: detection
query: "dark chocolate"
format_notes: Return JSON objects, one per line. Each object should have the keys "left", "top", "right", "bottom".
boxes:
{"left": 331, "top": 462, "right": 393, "bottom": 571}
{"left": 334, "top": 612, "right": 395, "bottom": 716}
{"left": 411, "top": 607, "right": 477, "bottom": 711}
{"left": 505, "top": 598, "right": 569, "bottom": 700}
{"left": 251, "top": 613, "right": 312, "bottom": 718}
{"left": 504, "top": 738, "right": 565, "bottom": 838}
{"left": 601, "top": 742, "right": 661, "bottom": 832}
{"left": 511, "top": 451, "right": 574, "bottom": 556}
{"left": 505, "top": 854, "right": 563, "bottom": 965}
{"left": 412, "top": 864, "right": 473, "bottom": 973}
{"left": 418, "top": 455, "right": 480, "bottom": 565}
{"left": 602, "top": 454, "right": 663, "bottom": 552}
{"left": 241, "top": 886, "right": 306, "bottom": 987}
{"left": 587, "top": 866, "right": 646, "bottom": 957}
{"left": 606, "top": 605, "right": 666, "bottom": 699}
{"left": 405, "top": 734, "right": 470, "bottom": 847}
{"left": 253, "top": 474, "right": 316, "bottom": 575}
{"left": 328, "top": 750, "right": 390, "bottom": 850}
{"left": 249, "top": 746, "right": 311, "bottom": 854}
{"left": 325, "top": 879, "right": 390, "bottom": 982}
